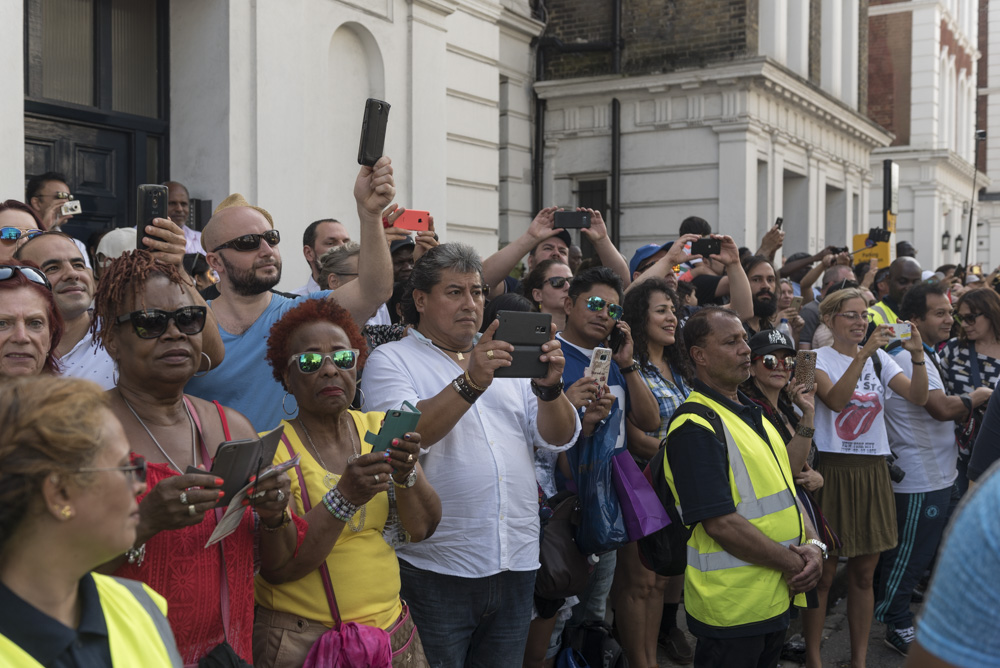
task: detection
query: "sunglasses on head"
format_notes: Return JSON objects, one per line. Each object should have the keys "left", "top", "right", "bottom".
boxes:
{"left": 545, "top": 276, "right": 569, "bottom": 289}
{"left": 586, "top": 295, "right": 623, "bottom": 320}
{"left": 211, "top": 229, "right": 280, "bottom": 253}
{"left": 754, "top": 353, "right": 796, "bottom": 371}
{"left": 0, "top": 264, "right": 51, "bottom": 289}
{"left": 116, "top": 306, "right": 208, "bottom": 339}
{"left": 0, "top": 227, "right": 44, "bottom": 243}
{"left": 289, "top": 349, "right": 360, "bottom": 374}
{"left": 78, "top": 456, "right": 148, "bottom": 484}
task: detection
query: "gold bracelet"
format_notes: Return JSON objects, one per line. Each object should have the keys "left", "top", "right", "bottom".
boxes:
{"left": 464, "top": 371, "right": 488, "bottom": 393}
{"left": 261, "top": 509, "right": 291, "bottom": 532}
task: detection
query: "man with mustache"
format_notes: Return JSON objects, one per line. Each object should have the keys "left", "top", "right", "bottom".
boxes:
{"left": 742, "top": 255, "right": 779, "bottom": 336}
{"left": 16, "top": 220, "right": 217, "bottom": 389}
{"left": 662, "top": 307, "right": 823, "bottom": 668}
{"left": 186, "top": 158, "right": 395, "bottom": 431}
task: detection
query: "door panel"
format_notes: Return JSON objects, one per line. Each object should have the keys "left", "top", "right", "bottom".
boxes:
{"left": 25, "top": 115, "right": 130, "bottom": 242}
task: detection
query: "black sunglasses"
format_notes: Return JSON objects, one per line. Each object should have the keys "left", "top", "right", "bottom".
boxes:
{"left": 545, "top": 276, "right": 569, "bottom": 289}
{"left": 211, "top": 229, "right": 280, "bottom": 253}
{"left": 956, "top": 311, "right": 985, "bottom": 324}
{"left": 78, "top": 456, "right": 147, "bottom": 484}
{"left": 0, "top": 264, "right": 51, "bottom": 289}
{"left": 116, "top": 306, "right": 208, "bottom": 339}
{"left": 0, "top": 227, "right": 44, "bottom": 243}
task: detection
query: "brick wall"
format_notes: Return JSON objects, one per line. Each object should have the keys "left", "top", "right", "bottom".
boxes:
{"left": 867, "top": 12, "right": 911, "bottom": 144}
{"left": 541, "top": 0, "right": 756, "bottom": 80}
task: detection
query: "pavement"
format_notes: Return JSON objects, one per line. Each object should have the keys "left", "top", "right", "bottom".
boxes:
{"left": 654, "top": 565, "right": 914, "bottom": 668}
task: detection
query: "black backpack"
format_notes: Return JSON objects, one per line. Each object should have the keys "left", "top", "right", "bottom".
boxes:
{"left": 637, "top": 403, "right": 725, "bottom": 576}
{"left": 561, "top": 620, "right": 627, "bottom": 668}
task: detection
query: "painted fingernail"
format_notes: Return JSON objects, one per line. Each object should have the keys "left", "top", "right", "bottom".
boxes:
{"left": 219, "top": 490, "right": 226, "bottom": 498}
{"left": 248, "top": 475, "right": 256, "bottom": 483}
{"left": 214, "top": 477, "right": 224, "bottom": 486}
{"left": 383, "top": 451, "right": 392, "bottom": 459}
{"left": 403, "top": 433, "right": 412, "bottom": 440}
{"left": 248, "top": 488, "right": 255, "bottom": 496}
{"left": 392, "top": 438, "right": 399, "bottom": 446}
{"left": 241, "top": 499, "right": 249, "bottom": 506}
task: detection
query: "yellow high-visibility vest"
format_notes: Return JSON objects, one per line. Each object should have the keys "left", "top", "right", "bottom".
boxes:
{"left": 664, "top": 391, "right": 806, "bottom": 630}
{"left": 0, "top": 573, "right": 181, "bottom": 667}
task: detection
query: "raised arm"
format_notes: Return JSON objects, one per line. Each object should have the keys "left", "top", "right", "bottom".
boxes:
{"left": 329, "top": 157, "right": 396, "bottom": 329}
{"left": 581, "top": 208, "right": 631, "bottom": 286}
{"left": 625, "top": 233, "right": 701, "bottom": 295}
{"left": 481, "top": 206, "right": 559, "bottom": 295}
{"left": 714, "top": 235, "right": 753, "bottom": 322}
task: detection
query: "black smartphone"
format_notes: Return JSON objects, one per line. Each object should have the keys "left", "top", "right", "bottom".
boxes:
{"left": 775, "top": 217, "right": 783, "bottom": 230}
{"left": 690, "top": 237, "right": 721, "bottom": 258}
{"left": 608, "top": 325, "right": 625, "bottom": 355}
{"left": 554, "top": 210, "right": 591, "bottom": 229}
{"left": 493, "top": 311, "right": 552, "bottom": 378}
{"left": 136, "top": 184, "right": 168, "bottom": 250}
{"left": 197, "top": 426, "right": 284, "bottom": 507}
{"left": 357, "top": 98, "right": 391, "bottom": 167}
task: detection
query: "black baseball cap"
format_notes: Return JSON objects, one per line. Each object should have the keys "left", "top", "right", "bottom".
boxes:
{"left": 748, "top": 329, "right": 795, "bottom": 357}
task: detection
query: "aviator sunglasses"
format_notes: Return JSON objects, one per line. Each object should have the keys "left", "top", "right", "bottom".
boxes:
{"left": 586, "top": 295, "right": 624, "bottom": 321}
{"left": 211, "top": 229, "right": 281, "bottom": 253}
{"left": 116, "top": 306, "right": 208, "bottom": 339}
{"left": 754, "top": 354, "right": 796, "bottom": 371}
{"left": 545, "top": 276, "right": 569, "bottom": 289}
{"left": 289, "top": 349, "right": 361, "bottom": 374}
{"left": 0, "top": 264, "right": 51, "bottom": 289}
{"left": 0, "top": 227, "right": 44, "bottom": 243}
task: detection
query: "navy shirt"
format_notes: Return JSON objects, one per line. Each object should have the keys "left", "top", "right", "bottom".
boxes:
{"left": 0, "top": 573, "right": 113, "bottom": 667}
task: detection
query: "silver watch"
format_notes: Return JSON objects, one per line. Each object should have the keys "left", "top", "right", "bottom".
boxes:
{"left": 393, "top": 467, "right": 418, "bottom": 489}
{"left": 804, "top": 538, "right": 828, "bottom": 560}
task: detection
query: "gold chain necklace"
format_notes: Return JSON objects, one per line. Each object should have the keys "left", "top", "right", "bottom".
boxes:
{"left": 297, "top": 418, "right": 365, "bottom": 532}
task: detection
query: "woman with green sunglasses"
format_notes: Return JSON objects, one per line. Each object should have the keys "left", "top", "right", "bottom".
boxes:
{"left": 256, "top": 298, "right": 440, "bottom": 667}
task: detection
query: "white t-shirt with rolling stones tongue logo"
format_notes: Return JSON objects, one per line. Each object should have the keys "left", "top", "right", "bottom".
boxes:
{"left": 815, "top": 347, "right": 902, "bottom": 456}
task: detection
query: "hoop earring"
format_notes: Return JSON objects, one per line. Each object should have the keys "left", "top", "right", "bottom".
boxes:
{"left": 112, "top": 363, "right": 120, "bottom": 387}
{"left": 282, "top": 393, "right": 296, "bottom": 416}
{"left": 192, "top": 352, "right": 212, "bottom": 378}
{"left": 351, "top": 387, "right": 366, "bottom": 410}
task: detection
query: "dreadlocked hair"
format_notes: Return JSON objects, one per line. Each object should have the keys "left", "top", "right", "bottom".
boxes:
{"left": 91, "top": 250, "right": 189, "bottom": 350}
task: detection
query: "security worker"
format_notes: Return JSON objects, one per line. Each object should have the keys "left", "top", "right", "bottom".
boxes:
{"left": 867, "top": 257, "right": 922, "bottom": 334}
{"left": 663, "top": 307, "right": 825, "bottom": 668}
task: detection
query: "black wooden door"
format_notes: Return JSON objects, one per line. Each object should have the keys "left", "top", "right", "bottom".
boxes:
{"left": 24, "top": 115, "right": 131, "bottom": 243}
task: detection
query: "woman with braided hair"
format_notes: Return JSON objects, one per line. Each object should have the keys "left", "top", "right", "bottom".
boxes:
{"left": 92, "top": 249, "right": 300, "bottom": 666}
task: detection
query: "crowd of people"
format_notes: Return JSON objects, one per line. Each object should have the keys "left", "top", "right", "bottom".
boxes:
{"left": 1, "top": 160, "right": 999, "bottom": 668}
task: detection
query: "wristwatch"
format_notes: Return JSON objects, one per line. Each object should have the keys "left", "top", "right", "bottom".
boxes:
{"left": 804, "top": 538, "right": 828, "bottom": 560}
{"left": 393, "top": 467, "right": 418, "bottom": 489}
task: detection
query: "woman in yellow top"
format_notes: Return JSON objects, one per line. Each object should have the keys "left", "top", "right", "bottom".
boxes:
{"left": 255, "top": 298, "right": 442, "bottom": 667}
{"left": 0, "top": 375, "right": 182, "bottom": 667}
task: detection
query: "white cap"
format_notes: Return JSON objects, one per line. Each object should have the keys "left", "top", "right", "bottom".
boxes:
{"left": 96, "top": 228, "right": 137, "bottom": 263}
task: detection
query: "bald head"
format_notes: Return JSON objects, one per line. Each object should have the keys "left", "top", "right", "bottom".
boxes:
{"left": 887, "top": 257, "right": 922, "bottom": 303}
{"left": 202, "top": 206, "right": 272, "bottom": 252}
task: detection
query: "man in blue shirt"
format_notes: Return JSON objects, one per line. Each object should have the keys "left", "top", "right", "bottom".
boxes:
{"left": 186, "top": 158, "right": 396, "bottom": 431}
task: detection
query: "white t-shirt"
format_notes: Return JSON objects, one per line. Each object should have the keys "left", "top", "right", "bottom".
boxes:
{"left": 884, "top": 349, "right": 958, "bottom": 493}
{"left": 815, "top": 347, "right": 902, "bottom": 456}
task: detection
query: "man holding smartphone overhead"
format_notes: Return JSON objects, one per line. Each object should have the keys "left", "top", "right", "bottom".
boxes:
{"left": 185, "top": 158, "right": 396, "bottom": 432}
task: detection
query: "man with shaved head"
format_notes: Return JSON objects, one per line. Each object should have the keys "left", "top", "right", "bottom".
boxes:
{"left": 185, "top": 158, "right": 396, "bottom": 431}
{"left": 867, "top": 256, "right": 923, "bottom": 341}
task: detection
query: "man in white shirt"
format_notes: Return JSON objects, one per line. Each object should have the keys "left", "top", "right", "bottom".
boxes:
{"left": 164, "top": 181, "right": 204, "bottom": 254}
{"left": 293, "top": 218, "right": 351, "bottom": 295}
{"left": 361, "top": 243, "right": 580, "bottom": 667}
{"left": 876, "top": 282, "right": 993, "bottom": 655}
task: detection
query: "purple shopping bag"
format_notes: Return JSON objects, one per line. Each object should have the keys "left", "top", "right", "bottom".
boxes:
{"left": 612, "top": 450, "right": 670, "bottom": 541}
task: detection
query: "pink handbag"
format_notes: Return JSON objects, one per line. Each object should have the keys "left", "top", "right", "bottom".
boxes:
{"left": 283, "top": 436, "right": 393, "bottom": 668}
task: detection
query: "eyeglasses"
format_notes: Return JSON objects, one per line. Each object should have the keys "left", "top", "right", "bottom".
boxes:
{"left": 0, "top": 264, "right": 51, "bottom": 289}
{"left": 754, "top": 354, "right": 796, "bottom": 371}
{"left": 289, "top": 349, "right": 360, "bottom": 373}
{"left": 585, "top": 295, "right": 623, "bottom": 320}
{"left": 78, "top": 456, "right": 147, "bottom": 484}
{"left": 957, "top": 311, "right": 984, "bottom": 324}
{"left": 116, "top": 306, "right": 208, "bottom": 339}
{"left": 0, "top": 227, "right": 44, "bottom": 243}
{"left": 38, "top": 192, "right": 71, "bottom": 201}
{"left": 836, "top": 311, "right": 871, "bottom": 323}
{"left": 211, "top": 229, "right": 280, "bottom": 253}
{"left": 545, "top": 276, "right": 569, "bottom": 289}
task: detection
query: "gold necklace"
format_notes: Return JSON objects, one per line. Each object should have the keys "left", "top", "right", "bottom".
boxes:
{"left": 297, "top": 418, "right": 365, "bottom": 532}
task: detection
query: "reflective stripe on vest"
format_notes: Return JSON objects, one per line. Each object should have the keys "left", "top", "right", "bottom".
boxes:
{"left": 0, "top": 574, "right": 181, "bottom": 667}
{"left": 868, "top": 302, "right": 897, "bottom": 327}
{"left": 688, "top": 537, "right": 799, "bottom": 572}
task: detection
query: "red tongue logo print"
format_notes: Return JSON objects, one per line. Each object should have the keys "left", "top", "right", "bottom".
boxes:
{"left": 835, "top": 391, "right": 881, "bottom": 440}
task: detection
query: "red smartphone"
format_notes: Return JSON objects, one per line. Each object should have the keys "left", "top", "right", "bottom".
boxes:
{"left": 395, "top": 210, "right": 430, "bottom": 231}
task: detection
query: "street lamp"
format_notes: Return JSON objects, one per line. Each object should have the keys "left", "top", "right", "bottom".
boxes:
{"left": 942, "top": 230, "right": 951, "bottom": 251}
{"left": 955, "top": 234, "right": 964, "bottom": 254}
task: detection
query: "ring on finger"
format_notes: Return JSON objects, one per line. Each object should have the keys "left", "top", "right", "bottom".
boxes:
{"left": 275, "top": 489, "right": 285, "bottom": 503}
{"left": 187, "top": 504, "right": 197, "bottom": 517}
{"left": 374, "top": 473, "right": 380, "bottom": 484}
{"left": 179, "top": 491, "right": 188, "bottom": 506}
{"left": 407, "top": 454, "right": 414, "bottom": 463}
{"left": 486, "top": 349, "right": 495, "bottom": 361}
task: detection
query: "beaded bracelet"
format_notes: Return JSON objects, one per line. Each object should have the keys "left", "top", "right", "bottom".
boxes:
{"left": 322, "top": 486, "right": 360, "bottom": 523}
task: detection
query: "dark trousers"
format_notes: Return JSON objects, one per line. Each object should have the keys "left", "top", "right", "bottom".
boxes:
{"left": 693, "top": 629, "right": 785, "bottom": 668}
{"left": 874, "top": 486, "right": 953, "bottom": 628}
{"left": 398, "top": 559, "right": 536, "bottom": 668}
